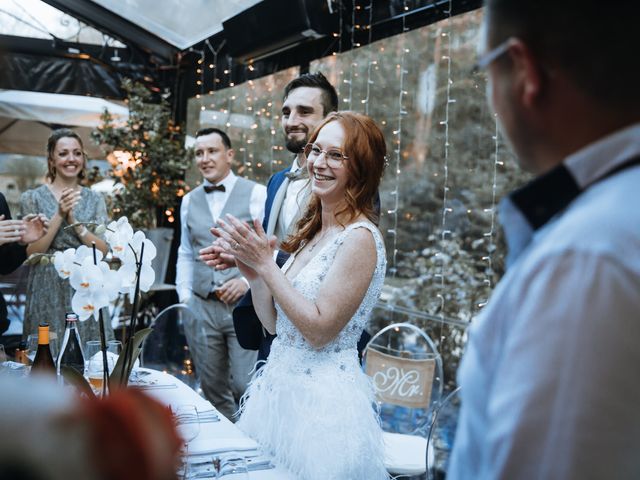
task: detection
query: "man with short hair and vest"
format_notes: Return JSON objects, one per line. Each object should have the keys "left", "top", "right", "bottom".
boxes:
{"left": 176, "top": 127, "right": 266, "bottom": 420}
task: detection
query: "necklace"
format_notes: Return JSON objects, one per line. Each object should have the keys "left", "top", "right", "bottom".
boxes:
{"left": 307, "top": 228, "right": 335, "bottom": 253}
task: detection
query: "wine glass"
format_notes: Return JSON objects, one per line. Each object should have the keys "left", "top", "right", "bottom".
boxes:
{"left": 84, "top": 341, "right": 101, "bottom": 372}
{"left": 174, "top": 404, "right": 200, "bottom": 479}
{"left": 107, "top": 340, "right": 122, "bottom": 355}
{"left": 84, "top": 340, "right": 114, "bottom": 394}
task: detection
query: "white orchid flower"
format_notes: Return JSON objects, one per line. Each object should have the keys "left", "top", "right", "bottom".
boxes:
{"left": 57, "top": 216, "right": 161, "bottom": 320}
{"left": 74, "top": 244, "right": 102, "bottom": 263}
{"left": 70, "top": 257, "right": 104, "bottom": 297}
{"left": 125, "top": 231, "right": 157, "bottom": 265}
{"left": 117, "top": 230, "right": 157, "bottom": 295}
{"left": 105, "top": 217, "right": 134, "bottom": 260}
{"left": 137, "top": 262, "right": 155, "bottom": 292}
{"left": 68, "top": 257, "right": 110, "bottom": 320}
{"left": 71, "top": 290, "right": 109, "bottom": 321}
{"left": 53, "top": 248, "right": 76, "bottom": 279}
{"left": 99, "top": 261, "right": 122, "bottom": 302}
{"left": 119, "top": 258, "right": 155, "bottom": 295}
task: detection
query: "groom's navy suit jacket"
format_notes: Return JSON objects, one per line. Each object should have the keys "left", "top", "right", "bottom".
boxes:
{"left": 233, "top": 167, "right": 289, "bottom": 361}
{"left": 232, "top": 166, "right": 371, "bottom": 362}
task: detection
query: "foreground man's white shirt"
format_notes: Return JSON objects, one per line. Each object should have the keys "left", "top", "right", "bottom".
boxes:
{"left": 448, "top": 124, "right": 640, "bottom": 479}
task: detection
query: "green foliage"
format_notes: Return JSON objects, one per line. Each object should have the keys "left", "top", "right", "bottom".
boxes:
{"left": 91, "top": 79, "right": 191, "bottom": 229}
{"left": 110, "top": 327, "right": 153, "bottom": 388}
{"left": 60, "top": 365, "right": 96, "bottom": 399}
{"left": 59, "top": 328, "right": 153, "bottom": 395}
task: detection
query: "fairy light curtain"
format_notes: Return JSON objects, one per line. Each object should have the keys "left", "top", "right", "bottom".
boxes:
{"left": 184, "top": 7, "right": 529, "bottom": 382}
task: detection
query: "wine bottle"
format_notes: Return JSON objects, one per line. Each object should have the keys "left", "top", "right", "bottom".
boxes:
{"left": 57, "top": 312, "right": 85, "bottom": 376}
{"left": 14, "top": 340, "right": 30, "bottom": 365}
{"left": 31, "top": 323, "right": 56, "bottom": 375}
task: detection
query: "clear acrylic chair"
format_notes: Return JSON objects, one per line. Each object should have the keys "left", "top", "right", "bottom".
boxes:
{"left": 141, "top": 303, "right": 204, "bottom": 392}
{"left": 363, "top": 322, "right": 444, "bottom": 477}
{"left": 426, "top": 386, "right": 461, "bottom": 480}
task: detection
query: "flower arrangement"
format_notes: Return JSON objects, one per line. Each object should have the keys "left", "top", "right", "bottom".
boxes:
{"left": 29, "top": 217, "right": 157, "bottom": 396}
{"left": 53, "top": 217, "right": 156, "bottom": 321}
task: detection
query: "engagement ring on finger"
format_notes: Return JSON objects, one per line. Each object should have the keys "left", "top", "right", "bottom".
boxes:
{"left": 233, "top": 241, "right": 240, "bottom": 249}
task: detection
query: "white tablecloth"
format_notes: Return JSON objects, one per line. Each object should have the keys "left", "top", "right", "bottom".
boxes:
{"left": 131, "top": 368, "right": 295, "bottom": 479}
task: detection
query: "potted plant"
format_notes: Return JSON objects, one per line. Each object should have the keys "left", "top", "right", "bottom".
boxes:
{"left": 91, "top": 79, "right": 191, "bottom": 286}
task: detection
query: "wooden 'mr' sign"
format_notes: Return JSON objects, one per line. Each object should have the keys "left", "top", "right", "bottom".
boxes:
{"left": 365, "top": 347, "right": 435, "bottom": 408}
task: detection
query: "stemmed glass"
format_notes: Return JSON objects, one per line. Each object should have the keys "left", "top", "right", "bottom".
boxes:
{"left": 174, "top": 404, "right": 200, "bottom": 479}
{"left": 84, "top": 340, "right": 114, "bottom": 394}
{"left": 107, "top": 340, "right": 122, "bottom": 356}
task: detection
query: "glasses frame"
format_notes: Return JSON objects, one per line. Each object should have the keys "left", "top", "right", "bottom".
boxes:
{"left": 471, "top": 38, "right": 513, "bottom": 75}
{"left": 303, "top": 143, "right": 349, "bottom": 168}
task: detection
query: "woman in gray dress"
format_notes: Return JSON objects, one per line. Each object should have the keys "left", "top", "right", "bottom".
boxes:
{"left": 20, "top": 129, "right": 112, "bottom": 343}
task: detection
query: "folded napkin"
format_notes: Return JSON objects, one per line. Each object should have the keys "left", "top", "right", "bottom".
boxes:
{"left": 188, "top": 435, "right": 258, "bottom": 456}
{"left": 190, "top": 454, "right": 273, "bottom": 477}
{"left": 176, "top": 410, "right": 220, "bottom": 424}
{"left": 129, "top": 368, "right": 173, "bottom": 386}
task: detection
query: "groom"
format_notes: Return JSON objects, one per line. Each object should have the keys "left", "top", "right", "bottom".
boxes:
{"left": 234, "top": 72, "right": 341, "bottom": 361}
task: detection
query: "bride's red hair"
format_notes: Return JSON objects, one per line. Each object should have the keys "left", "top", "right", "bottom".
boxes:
{"left": 280, "top": 111, "right": 386, "bottom": 254}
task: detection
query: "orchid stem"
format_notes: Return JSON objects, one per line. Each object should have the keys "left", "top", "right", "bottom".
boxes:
{"left": 92, "top": 242, "right": 110, "bottom": 396}
{"left": 120, "top": 241, "right": 144, "bottom": 387}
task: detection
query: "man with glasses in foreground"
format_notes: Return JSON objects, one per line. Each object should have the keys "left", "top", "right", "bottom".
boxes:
{"left": 449, "top": 1, "right": 640, "bottom": 478}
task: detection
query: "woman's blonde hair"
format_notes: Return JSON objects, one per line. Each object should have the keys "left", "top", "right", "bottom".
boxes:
{"left": 46, "top": 128, "right": 87, "bottom": 181}
{"left": 280, "top": 111, "right": 386, "bottom": 253}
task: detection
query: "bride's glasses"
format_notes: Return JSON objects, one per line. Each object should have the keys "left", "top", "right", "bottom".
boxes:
{"left": 303, "top": 143, "right": 348, "bottom": 168}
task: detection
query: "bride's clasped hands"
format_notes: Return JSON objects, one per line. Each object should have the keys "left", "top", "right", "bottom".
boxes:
{"left": 211, "top": 215, "right": 277, "bottom": 281}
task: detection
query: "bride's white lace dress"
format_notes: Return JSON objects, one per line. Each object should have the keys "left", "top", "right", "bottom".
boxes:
{"left": 237, "top": 221, "right": 388, "bottom": 479}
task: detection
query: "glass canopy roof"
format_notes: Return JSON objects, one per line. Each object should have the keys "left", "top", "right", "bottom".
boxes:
{"left": 0, "top": 0, "right": 123, "bottom": 46}
{"left": 90, "top": 0, "right": 261, "bottom": 50}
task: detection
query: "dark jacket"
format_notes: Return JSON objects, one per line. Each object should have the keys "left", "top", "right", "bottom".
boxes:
{"left": 0, "top": 193, "right": 27, "bottom": 335}
{"left": 233, "top": 168, "right": 289, "bottom": 361}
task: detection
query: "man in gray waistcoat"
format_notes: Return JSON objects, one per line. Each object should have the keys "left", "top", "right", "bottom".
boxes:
{"left": 176, "top": 127, "right": 266, "bottom": 419}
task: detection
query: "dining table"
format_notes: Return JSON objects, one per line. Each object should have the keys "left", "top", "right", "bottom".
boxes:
{"left": 130, "top": 367, "right": 295, "bottom": 479}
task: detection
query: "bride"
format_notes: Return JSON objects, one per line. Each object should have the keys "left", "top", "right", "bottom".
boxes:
{"left": 215, "top": 111, "right": 389, "bottom": 479}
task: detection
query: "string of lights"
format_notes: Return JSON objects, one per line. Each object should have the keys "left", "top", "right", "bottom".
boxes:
{"left": 435, "top": 0, "right": 454, "bottom": 340}
{"left": 196, "top": 51, "right": 205, "bottom": 97}
{"left": 363, "top": 0, "right": 374, "bottom": 116}
{"left": 343, "top": 0, "right": 358, "bottom": 109}
{"left": 184, "top": 5, "right": 509, "bottom": 343}
{"left": 387, "top": 0, "right": 410, "bottom": 281}
{"left": 477, "top": 113, "right": 502, "bottom": 309}
{"left": 205, "top": 39, "right": 226, "bottom": 94}
{"left": 338, "top": 0, "right": 343, "bottom": 54}
{"left": 268, "top": 79, "right": 279, "bottom": 177}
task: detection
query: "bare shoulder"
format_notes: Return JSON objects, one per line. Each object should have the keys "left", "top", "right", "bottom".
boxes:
{"left": 342, "top": 224, "right": 378, "bottom": 248}
{"left": 334, "top": 223, "right": 380, "bottom": 266}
